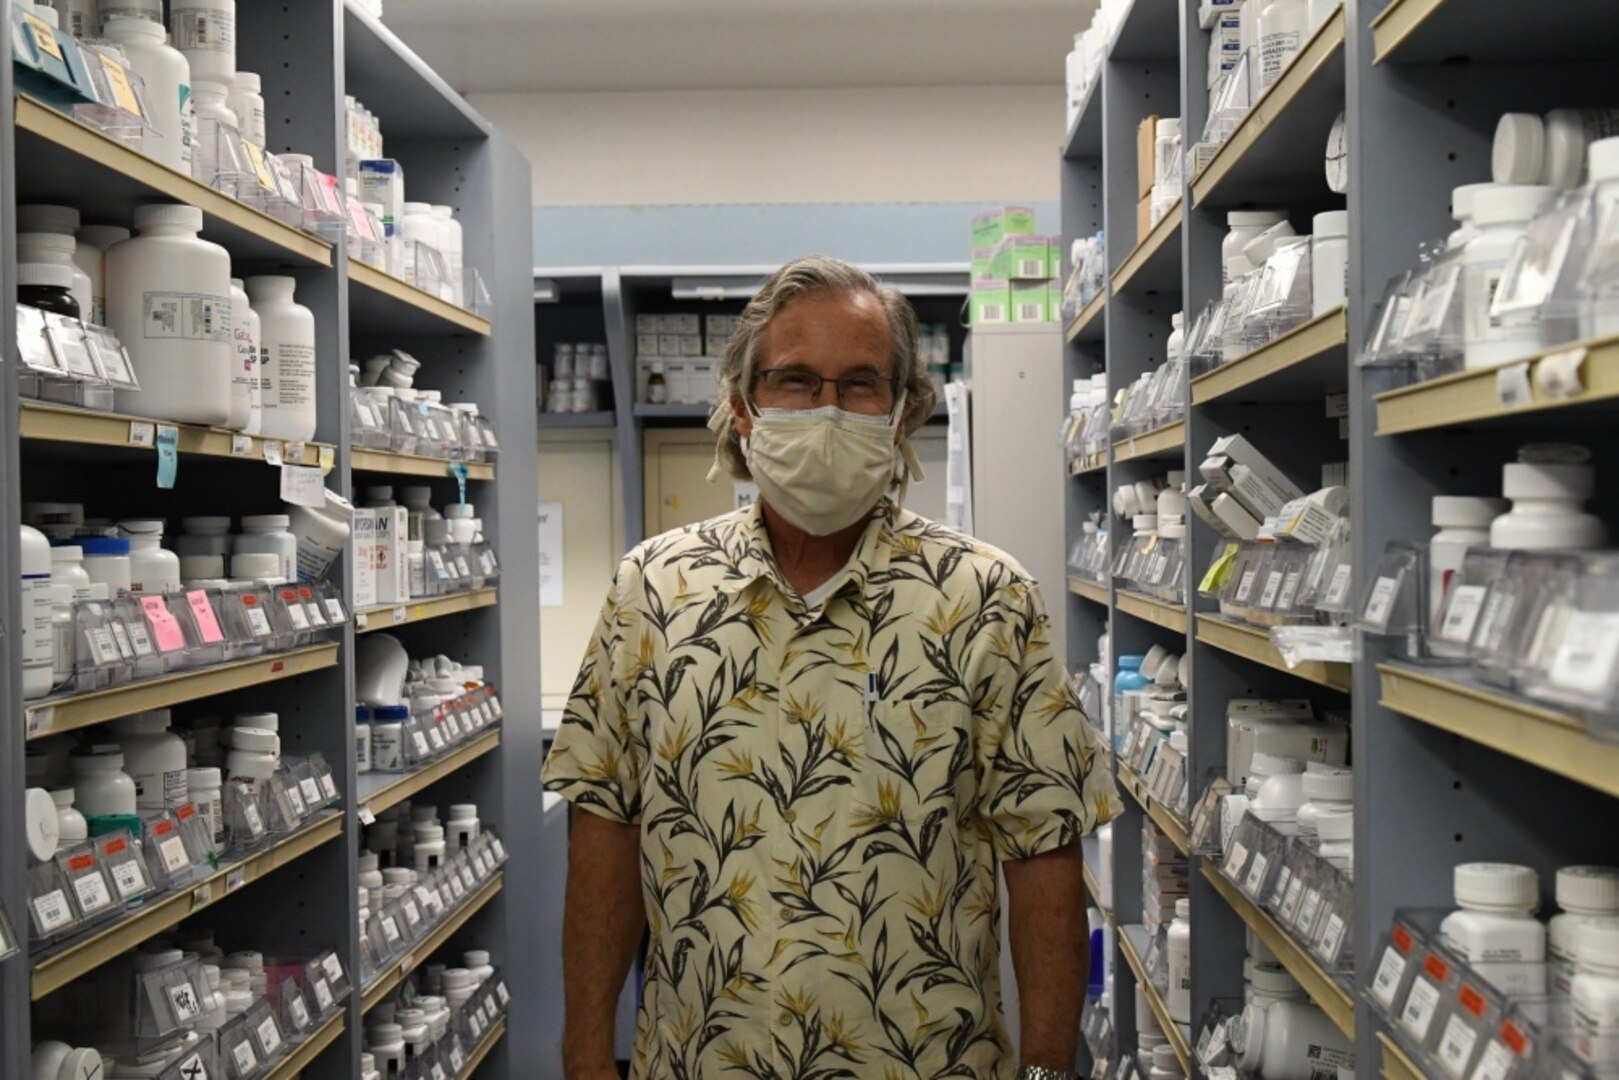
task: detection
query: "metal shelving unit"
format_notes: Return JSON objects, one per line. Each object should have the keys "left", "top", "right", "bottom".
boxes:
{"left": 0, "top": 3, "right": 539, "bottom": 1075}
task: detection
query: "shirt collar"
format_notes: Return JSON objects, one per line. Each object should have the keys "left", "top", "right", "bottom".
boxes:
{"left": 718, "top": 498, "right": 898, "bottom": 606}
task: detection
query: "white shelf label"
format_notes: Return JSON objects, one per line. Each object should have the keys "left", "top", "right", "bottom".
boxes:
{"left": 1402, "top": 976, "right": 1443, "bottom": 1041}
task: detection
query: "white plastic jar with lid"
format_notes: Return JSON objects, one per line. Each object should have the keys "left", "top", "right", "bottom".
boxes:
{"left": 51, "top": 789, "right": 87, "bottom": 848}
{"left": 1167, "top": 897, "right": 1192, "bottom": 1023}
{"left": 244, "top": 276, "right": 317, "bottom": 441}
{"left": 399, "top": 203, "right": 441, "bottom": 287}
{"left": 225, "top": 725, "right": 279, "bottom": 788}
{"left": 113, "top": 709, "right": 188, "bottom": 810}
{"left": 188, "top": 79, "right": 239, "bottom": 186}
{"left": 21, "top": 524, "right": 54, "bottom": 699}
{"left": 1295, "top": 764, "right": 1351, "bottom": 840}
{"left": 1257, "top": 0, "right": 1309, "bottom": 92}
{"left": 413, "top": 824, "right": 447, "bottom": 872}
{"left": 70, "top": 748, "right": 138, "bottom": 820}
{"left": 235, "top": 515, "right": 296, "bottom": 582}
{"left": 370, "top": 705, "right": 408, "bottom": 770}
{"left": 18, "top": 232, "right": 94, "bottom": 322}
{"left": 1495, "top": 109, "right": 1619, "bottom": 190}
{"left": 289, "top": 490, "right": 354, "bottom": 582}
{"left": 1315, "top": 805, "right": 1353, "bottom": 871}
{"left": 107, "top": 204, "right": 232, "bottom": 423}
{"left": 1551, "top": 867, "right": 1619, "bottom": 1019}
{"left": 1428, "top": 496, "right": 1508, "bottom": 653}
{"left": 25, "top": 787, "right": 60, "bottom": 862}
{"left": 447, "top": 804, "right": 480, "bottom": 849}
{"left": 1440, "top": 862, "right": 1547, "bottom": 997}
{"left": 1225, "top": 210, "right": 1287, "bottom": 284}
{"left": 188, "top": 766, "right": 224, "bottom": 847}
{"left": 31, "top": 1043, "right": 104, "bottom": 1080}
{"left": 1491, "top": 444, "right": 1609, "bottom": 550}
{"left": 77, "top": 536, "right": 133, "bottom": 596}
{"left": 120, "top": 520, "right": 182, "bottom": 594}
{"left": 1572, "top": 919, "right": 1619, "bottom": 1068}
{"left": 169, "top": 0, "right": 235, "bottom": 82}
{"left": 227, "top": 278, "right": 261, "bottom": 433}
{"left": 430, "top": 206, "right": 464, "bottom": 305}
{"left": 75, "top": 225, "right": 130, "bottom": 326}
{"left": 465, "top": 949, "right": 494, "bottom": 984}
{"left": 227, "top": 71, "right": 265, "bottom": 147}
{"left": 1461, "top": 184, "right": 1559, "bottom": 369}
{"left": 1447, "top": 183, "right": 1496, "bottom": 250}
{"left": 1233, "top": 996, "right": 1354, "bottom": 1080}
{"left": 1251, "top": 964, "right": 1306, "bottom": 1004}
{"left": 102, "top": 18, "right": 194, "bottom": 172}
{"left": 1166, "top": 312, "right": 1185, "bottom": 363}
{"left": 1310, "top": 210, "right": 1349, "bottom": 316}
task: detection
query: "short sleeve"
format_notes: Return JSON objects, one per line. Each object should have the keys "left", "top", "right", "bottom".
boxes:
{"left": 974, "top": 575, "right": 1121, "bottom": 860}
{"left": 541, "top": 557, "right": 645, "bottom": 824}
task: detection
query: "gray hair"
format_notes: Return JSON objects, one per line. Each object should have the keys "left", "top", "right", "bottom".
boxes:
{"left": 709, "top": 255, "right": 936, "bottom": 481}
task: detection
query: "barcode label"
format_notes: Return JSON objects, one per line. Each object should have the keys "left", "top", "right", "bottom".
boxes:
{"left": 980, "top": 304, "right": 1004, "bottom": 322}
{"left": 1017, "top": 303, "right": 1045, "bottom": 321}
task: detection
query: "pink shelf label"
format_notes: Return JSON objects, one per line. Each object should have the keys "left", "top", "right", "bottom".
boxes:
{"left": 187, "top": 590, "right": 225, "bottom": 644}
{"left": 141, "top": 595, "right": 186, "bottom": 653}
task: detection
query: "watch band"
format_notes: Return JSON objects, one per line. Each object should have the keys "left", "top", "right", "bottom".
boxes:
{"left": 1017, "top": 1067, "right": 1082, "bottom": 1080}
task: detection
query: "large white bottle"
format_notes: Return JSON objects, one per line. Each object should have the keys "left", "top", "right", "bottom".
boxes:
{"left": 103, "top": 17, "right": 194, "bottom": 174}
{"left": 21, "top": 524, "right": 54, "bottom": 700}
{"left": 75, "top": 225, "right": 131, "bottom": 327}
{"left": 106, "top": 204, "right": 233, "bottom": 425}
{"left": 1256, "top": 0, "right": 1309, "bottom": 93}
{"left": 228, "top": 278, "right": 262, "bottom": 432}
{"left": 245, "top": 276, "right": 318, "bottom": 441}
{"left": 431, "top": 205, "right": 464, "bottom": 306}
{"left": 169, "top": 0, "right": 236, "bottom": 84}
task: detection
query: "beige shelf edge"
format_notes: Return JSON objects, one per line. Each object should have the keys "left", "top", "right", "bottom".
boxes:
{"left": 1192, "top": 8, "right": 1347, "bottom": 204}
{"left": 1083, "top": 859, "right": 1111, "bottom": 923}
{"left": 1197, "top": 614, "right": 1352, "bottom": 691}
{"left": 1377, "top": 1032, "right": 1426, "bottom": 1080}
{"left": 1370, "top": 0, "right": 1446, "bottom": 63}
{"left": 348, "top": 259, "right": 493, "bottom": 336}
{"left": 1119, "top": 765, "right": 1190, "bottom": 855}
{"left": 26, "top": 644, "right": 340, "bottom": 741}
{"left": 1117, "top": 923, "right": 1195, "bottom": 1076}
{"left": 362, "top": 873, "right": 504, "bottom": 1014}
{"left": 20, "top": 402, "right": 336, "bottom": 465}
{"left": 33, "top": 812, "right": 343, "bottom": 999}
{"left": 1115, "top": 590, "right": 1189, "bottom": 634}
{"left": 1202, "top": 863, "right": 1356, "bottom": 1039}
{"left": 1190, "top": 308, "right": 1349, "bottom": 405}
{"left": 265, "top": 1010, "right": 346, "bottom": 1080}
{"left": 350, "top": 447, "right": 495, "bottom": 481}
{"left": 355, "top": 588, "right": 499, "bottom": 633}
{"left": 1377, "top": 663, "right": 1619, "bottom": 798}
{"left": 1066, "top": 292, "right": 1106, "bottom": 343}
{"left": 16, "top": 97, "right": 331, "bottom": 265}
{"left": 458, "top": 1017, "right": 508, "bottom": 1079}
{"left": 1374, "top": 335, "right": 1619, "bottom": 434}
{"left": 1068, "top": 577, "right": 1109, "bottom": 606}
{"left": 1069, "top": 451, "right": 1108, "bottom": 475}
{"left": 1113, "top": 420, "right": 1186, "bottom": 464}
{"left": 359, "top": 729, "right": 503, "bottom": 818}
{"left": 1112, "top": 201, "right": 1183, "bottom": 294}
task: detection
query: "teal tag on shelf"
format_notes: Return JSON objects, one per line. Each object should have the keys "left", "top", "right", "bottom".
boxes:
{"left": 450, "top": 461, "right": 469, "bottom": 504}
{"left": 155, "top": 426, "right": 179, "bottom": 489}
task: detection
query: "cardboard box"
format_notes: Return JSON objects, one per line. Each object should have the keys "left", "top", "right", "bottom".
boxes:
{"left": 351, "top": 511, "right": 377, "bottom": 610}
{"left": 664, "top": 359, "right": 693, "bottom": 403}
{"left": 1009, "top": 235, "right": 1051, "bottom": 280}
{"left": 969, "top": 280, "right": 1012, "bottom": 326}
{"left": 372, "top": 507, "right": 408, "bottom": 604}
{"left": 672, "top": 313, "right": 701, "bottom": 335}
{"left": 1047, "top": 280, "right": 1064, "bottom": 323}
{"left": 1137, "top": 193, "right": 1154, "bottom": 243}
{"left": 971, "top": 206, "right": 1036, "bottom": 250}
{"left": 635, "top": 314, "right": 659, "bottom": 335}
{"left": 687, "top": 359, "right": 719, "bottom": 403}
{"left": 1039, "top": 234, "right": 1065, "bottom": 279}
{"left": 658, "top": 334, "right": 683, "bottom": 357}
{"left": 972, "top": 246, "right": 997, "bottom": 282}
{"left": 1012, "top": 280, "right": 1054, "bottom": 323}
{"left": 679, "top": 334, "right": 703, "bottom": 357}
{"left": 1137, "top": 115, "right": 1158, "bottom": 197}
{"left": 636, "top": 333, "right": 659, "bottom": 357}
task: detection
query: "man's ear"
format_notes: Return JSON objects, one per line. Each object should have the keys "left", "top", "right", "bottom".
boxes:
{"left": 732, "top": 394, "right": 753, "bottom": 440}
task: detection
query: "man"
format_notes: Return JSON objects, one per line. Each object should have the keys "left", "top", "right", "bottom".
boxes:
{"left": 543, "top": 255, "right": 1121, "bottom": 1080}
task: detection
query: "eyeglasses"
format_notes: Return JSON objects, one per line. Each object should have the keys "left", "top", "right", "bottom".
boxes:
{"left": 752, "top": 367, "right": 898, "bottom": 411}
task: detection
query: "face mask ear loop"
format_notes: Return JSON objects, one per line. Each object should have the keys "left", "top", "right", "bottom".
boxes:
{"left": 706, "top": 398, "right": 744, "bottom": 484}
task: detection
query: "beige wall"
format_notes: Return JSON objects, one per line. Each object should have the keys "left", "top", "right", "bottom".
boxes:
{"left": 469, "top": 86, "right": 1063, "bottom": 208}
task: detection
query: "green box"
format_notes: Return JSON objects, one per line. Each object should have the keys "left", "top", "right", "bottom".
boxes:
{"left": 1012, "top": 280, "right": 1055, "bottom": 323}
{"left": 1047, "top": 280, "right": 1064, "bottom": 323}
{"left": 1041, "top": 235, "right": 1065, "bottom": 279}
{"left": 970, "top": 280, "right": 1012, "bottom": 325}
{"left": 972, "top": 246, "right": 996, "bottom": 282}
{"left": 1009, "top": 235, "right": 1051, "bottom": 280}
{"left": 971, "top": 206, "right": 1036, "bottom": 250}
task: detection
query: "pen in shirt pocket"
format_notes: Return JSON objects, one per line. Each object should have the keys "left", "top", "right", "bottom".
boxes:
{"left": 865, "top": 672, "right": 878, "bottom": 727}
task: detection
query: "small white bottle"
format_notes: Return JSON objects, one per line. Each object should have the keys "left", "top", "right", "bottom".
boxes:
{"left": 21, "top": 524, "right": 54, "bottom": 700}
{"left": 74, "top": 225, "right": 131, "bottom": 327}
{"left": 1310, "top": 210, "right": 1349, "bottom": 316}
{"left": 228, "top": 71, "right": 266, "bottom": 148}
{"left": 1166, "top": 312, "right": 1186, "bottom": 363}
{"left": 1552, "top": 867, "right": 1619, "bottom": 1026}
{"left": 399, "top": 202, "right": 439, "bottom": 286}
{"left": 1256, "top": 0, "right": 1309, "bottom": 92}
{"left": 235, "top": 515, "right": 297, "bottom": 583}
{"left": 102, "top": 17, "right": 194, "bottom": 173}
{"left": 1224, "top": 211, "right": 1287, "bottom": 285}
{"left": 1447, "top": 183, "right": 1496, "bottom": 251}
{"left": 1494, "top": 109, "right": 1619, "bottom": 189}
{"left": 188, "top": 766, "right": 225, "bottom": 847}
{"left": 1167, "top": 897, "right": 1192, "bottom": 1024}
{"left": 1233, "top": 996, "right": 1355, "bottom": 1080}
{"left": 113, "top": 709, "right": 189, "bottom": 810}
{"left": 1461, "top": 184, "right": 1559, "bottom": 370}
{"left": 1440, "top": 862, "right": 1548, "bottom": 998}
{"left": 1294, "top": 763, "right": 1352, "bottom": 842}
{"left": 1572, "top": 920, "right": 1619, "bottom": 1069}
{"left": 1428, "top": 495, "right": 1507, "bottom": 654}
{"left": 228, "top": 278, "right": 262, "bottom": 433}
{"left": 107, "top": 204, "right": 233, "bottom": 425}
{"left": 50, "top": 789, "right": 88, "bottom": 849}
{"left": 244, "top": 276, "right": 318, "bottom": 442}
{"left": 1491, "top": 445, "right": 1609, "bottom": 551}
{"left": 188, "top": 78, "right": 240, "bottom": 186}
{"left": 70, "top": 748, "right": 139, "bottom": 824}
{"left": 168, "top": 0, "right": 235, "bottom": 83}
{"left": 120, "top": 520, "right": 183, "bottom": 594}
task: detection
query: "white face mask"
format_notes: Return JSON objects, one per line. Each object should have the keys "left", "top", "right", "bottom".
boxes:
{"left": 742, "top": 396, "right": 916, "bottom": 536}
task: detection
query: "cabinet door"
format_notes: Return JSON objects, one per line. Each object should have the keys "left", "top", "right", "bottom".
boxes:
{"left": 643, "top": 428, "right": 740, "bottom": 536}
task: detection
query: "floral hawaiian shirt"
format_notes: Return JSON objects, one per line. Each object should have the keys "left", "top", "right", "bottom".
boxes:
{"left": 542, "top": 499, "right": 1121, "bottom": 1080}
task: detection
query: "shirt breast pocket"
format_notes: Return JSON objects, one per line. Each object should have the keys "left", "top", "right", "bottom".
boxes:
{"left": 865, "top": 697, "right": 975, "bottom": 817}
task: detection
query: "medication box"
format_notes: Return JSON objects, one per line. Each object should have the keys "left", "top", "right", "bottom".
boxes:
{"left": 1137, "top": 193, "right": 1154, "bottom": 243}
{"left": 971, "top": 206, "right": 1036, "bottom": 250}
{"left": 1137, "top": 116, "right": 1159, "bottom": 197}
{"left": 970, "top": 280, "right": 1012, "bottom": 326}
{"left": 1201, "top": 434, "right": 1307, "bottom": 520}
{"left": 351, "top": 511, "right": 377, "bottom": 609}
{"left": 357, "top": 159, "right": 405, "bottom": 271}
{"left": 371, "top": 507, "right": 408, "bottom": 604}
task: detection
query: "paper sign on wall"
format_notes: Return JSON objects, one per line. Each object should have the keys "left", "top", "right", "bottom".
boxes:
{"left": 538, "top": 502, "right": 564, "bottom": 608}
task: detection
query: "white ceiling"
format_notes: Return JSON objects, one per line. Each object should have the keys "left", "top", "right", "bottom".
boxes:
{"left": 379, "top": 0, "right": 1090, "bottom": 94}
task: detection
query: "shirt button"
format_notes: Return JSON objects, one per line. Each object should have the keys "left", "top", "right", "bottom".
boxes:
{"left": 782, "top": 809, "right": 797, "bottom": 824}
{"left": 777, "top": 1012, "right": 794, "bottom": 1028}
{"left": 778, "top": 907, "right": 794, "bottom": 922}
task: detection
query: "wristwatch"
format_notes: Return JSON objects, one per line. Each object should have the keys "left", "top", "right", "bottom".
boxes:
{"left": 1016, "top": 1068, "right": 1081, "bottom": 1080}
